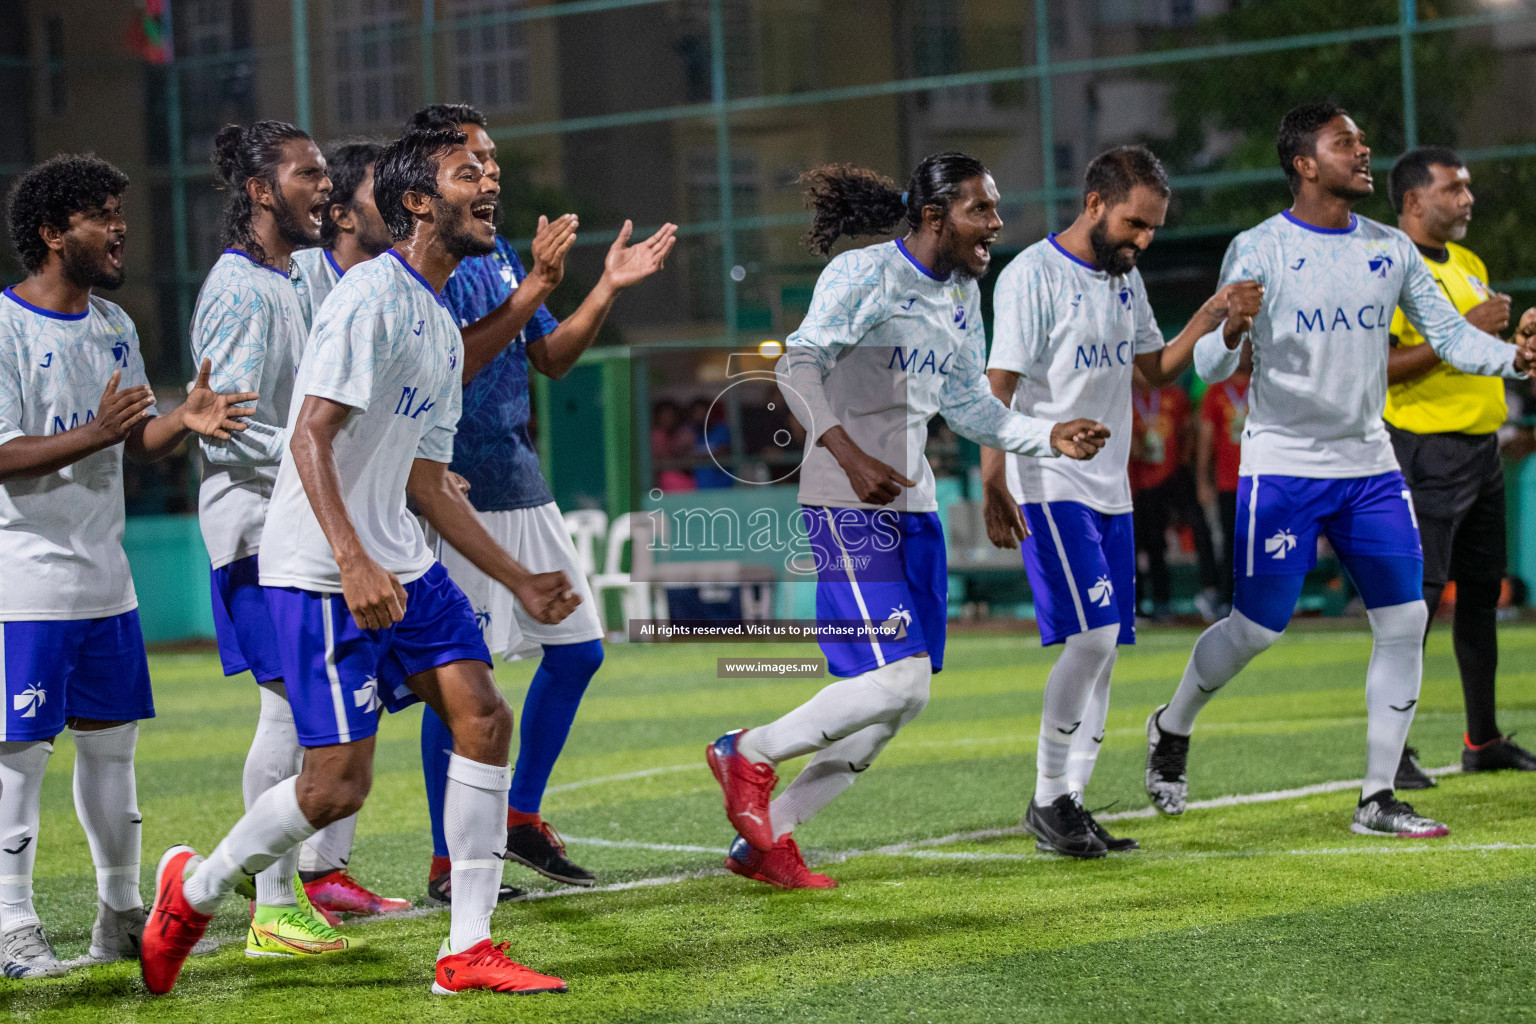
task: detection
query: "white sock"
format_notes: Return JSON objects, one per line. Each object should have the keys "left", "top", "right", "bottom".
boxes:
{"left": 1363, "top": 600, "right": 1429, "bottom": 798}
{"left": 1160, "top": 610, "right": 1282, "bottom": 735}
{"left": 1035, "top": 625, "right": 1118, "bottom": 805}
{"left": 1067, "top": 658, "right": 1115, "bottom": 798}
{"left": 243, "top": 684, "right": 304, "bottom": 909}
{"left": 71, "top": 723, "right": 143, "bottom": 912}
{"left": 185, "top": 775, "right": 316, "bottom": 914}
{"left": 298, "top": 814, "right": 357, "bottom": 875}
{"left": 444, "top": 754, "right": 511, "bottom": 952}
{"left": 739, "top": 657, "right": 932, "bottom": 766}
{"left": 769, "top": 682, "right": 928, "bottom": 840}
{"left": 0, "top": 741, "right": 52, "bottom": 931}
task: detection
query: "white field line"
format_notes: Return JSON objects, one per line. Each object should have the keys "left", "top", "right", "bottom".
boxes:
{"left": 545, "top": 763, "right": 699, "bottom": 794}
{"left": 888, "top": 841, "right": 1536, "bottom": 864}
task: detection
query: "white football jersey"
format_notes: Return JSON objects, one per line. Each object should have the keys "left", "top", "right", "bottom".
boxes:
{"left": 780, "top": 239, "right": 1056, "bottom": 512}
{"left": 0, "top": 290, "right": 155, "bottom": 620}
{"left": 989, "top": 236, "right": 1164, "bottom": 514}
{"left": 192, "top": 250, "right": 308, "bottom": 568}
{"left": 292, "top": 245, "right": 344, "bottom": 332}
{"left": 259, "top": 250, "right": 463, "bottom": 593}
{"left": 1195, "top": 211, "right": 1519, "bottom": 478}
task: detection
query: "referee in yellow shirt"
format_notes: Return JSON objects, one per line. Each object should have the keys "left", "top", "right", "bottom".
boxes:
{"left": 1386, "top": 146, "right": 1536, "bottom": 788}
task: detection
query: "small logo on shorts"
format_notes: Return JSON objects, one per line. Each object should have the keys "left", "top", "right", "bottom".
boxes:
{"left": 1087, "top": 576, "right": 1114, "bottom": 608}
{"left": 883, "top": 605, "right": 912, "bottom": 640}
{"left": 12, "top": 684, "right": 45, "bottom": 719}
{"left": 474, "top": 608, "right": 491, "bottom": 632}
{"left": 1265, "top": 529, "right": 1298, "bottom": 559}
{"left": 354, "top": 678, "right": 383, "bottom": 714}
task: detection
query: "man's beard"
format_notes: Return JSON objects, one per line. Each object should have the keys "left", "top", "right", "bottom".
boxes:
{"left": 272, "top": 190, "right": 319, "bottom": 250}
{"left": 437, "top": 198, "right": 497, "bottom": 260}
{"left": 60, "top": 235, "right": 124, "bottom": 290}
{"left": 1088, "top": 217, "right": 1141, "bottom": 276}
{"left": 356, "top": 214, "right": 395, "bottom": 258}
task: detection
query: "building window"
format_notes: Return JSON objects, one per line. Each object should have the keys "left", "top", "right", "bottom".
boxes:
{"left": 452, "top": 0, "right": 530, "bottom": 112}
{"left": 329, "top": 0, "right": 415, "bottom": 128}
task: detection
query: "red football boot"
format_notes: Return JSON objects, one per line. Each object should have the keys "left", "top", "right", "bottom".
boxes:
{"left": 725, "top": 834, "right": 838, "bottom": 890}
{"left": 706, "top": 729, "right": 778, "bottom": 851}
{"left": 141, "top": 846, "right": 213, "bottom": 995}
{"left": 304, "top": 870, "right": 412, "bottom": 916}
{"left": 432, "top": 938, "right": 568, "bottom": 996}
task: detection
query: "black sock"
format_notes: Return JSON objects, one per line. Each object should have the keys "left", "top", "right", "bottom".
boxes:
{"left": 1452, "top": 578, "right": 1501, "bottom": 746}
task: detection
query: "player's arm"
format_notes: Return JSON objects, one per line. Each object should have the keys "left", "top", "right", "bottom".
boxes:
{"left": 288, "top": 394, "right": 407, "bottom": 630}
{"left": 459, "top": 215, "right": 577, "bottom": 383}
{"left": 407, "top": 458, "right": 580, "bottom": 626}
{"left": 1194, "top": 403, "right": 1217, "bottom": 508}
{"left": 125, "top": 357, "right": 258, "bottom": 463}
{"left": 194, "top": 294, "right": 288, "bottom": 466}
{"left": 1399, "top": 245, "right": 1533, "bottom": 377}
{"left": 1193, "top": 238, "right": 1268, "bottom": 383}
{"left": 1386, "top": 331, "right": 1442, "bottom": 385}
{"left": 523, "top": 219, "right": 678, "bottom": 381}
{"left": 0, "top": 366, "right": 156, "bottom": 481}
{"left": 979, "top": 368, "right": 1028, "bottom": 549}
{"left": 1137, "top": 280, "right": 1262, "bottom": 386}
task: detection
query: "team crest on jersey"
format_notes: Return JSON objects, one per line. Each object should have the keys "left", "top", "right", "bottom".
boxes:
{"left": 353, "top": 677, "right": 383, "bottom": 714}
{"left": 1118, "top": 287, "right": 1131, "bottom": 306}
{"left": 12, "top": 684, "right": 45, "bottom": 719}
{"left": 1265, "top": 529, "right": 1298, "bottom": 559}
{"left": 1365, "top": 243, "right": 1394, "bottom": 279}
{"left": 111, "top": 341, "right": 129, "bottom": 367}
{"left": 1087, "top": 576, "right": 1114, "bottom": 608}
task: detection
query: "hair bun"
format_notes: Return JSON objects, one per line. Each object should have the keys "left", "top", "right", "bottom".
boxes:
{"left": 212, "top": 124, "right": 246, "bottom": 183}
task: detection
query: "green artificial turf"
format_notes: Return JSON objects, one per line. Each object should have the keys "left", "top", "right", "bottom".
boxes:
{"left": 4, "top": 624, "right": 1534, "bottom": 1023}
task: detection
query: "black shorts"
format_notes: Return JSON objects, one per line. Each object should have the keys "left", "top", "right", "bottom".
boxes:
{"left": 1388, "top": 425, "right": 1506, "bottom": 587}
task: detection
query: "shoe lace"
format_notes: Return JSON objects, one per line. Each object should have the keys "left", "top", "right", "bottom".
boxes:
{"left": 278, "top": 910, "right": 343, "bottom": 941}
{"left": 1081, "top": 802, "right": 1116, "bottom": 840}
{"left": 467, "top": 940, "right": 519, "bottom": 970}
{"left": 775, "top": 838, "right": 817, "bottom": 884}
{"left": 1060, "top": 795, "right": 1097, "bottom": 835}
{"left": 7, "top": 926, "right": 54, "bottom": 962}
{"left": 1149, "top": 731, "right": 1189, "bottom": 781}
{"left": 1402, "top": 746, "right": 1421, "bottom": 763}
{"left": 535, "top": 821, "right": 568, "bottom": 855}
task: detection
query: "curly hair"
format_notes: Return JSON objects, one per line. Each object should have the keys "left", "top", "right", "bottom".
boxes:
{"left": 799, "top": 152, "right": 989, "bottom": 257}
{"left": 7, "top": 154, "right": 130, "bottom": 273}
{"left": 374, "top": 129, "right": 468, "bottom": 242}
{"left": 320, "top": 140, "right": 383, "bottom": 246}
{"left": 213, "top": 120, "right": 313, "bottom": 264}
{"left": 405, "top": 103, "right": 487, "bottom": 133}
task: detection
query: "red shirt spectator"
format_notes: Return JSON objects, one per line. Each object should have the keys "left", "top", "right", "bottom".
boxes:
{"left": 1199, "top": 374, "right": 1249, "bottom": 493}
{"left": 1130, "top": 384, "right": 1190, "bottom": 493}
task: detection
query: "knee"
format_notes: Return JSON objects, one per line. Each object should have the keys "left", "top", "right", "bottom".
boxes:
{"left": 1227, "top": 609, "right": 1283, "bottom": 655}
{"left": 297, "top": 762, "right": 373, "bottom": 824}
{"left": 547, "top": 639, "right": 604, "bottom": 680}
{"left": 1067, "top": 623, "right": 1120, "bottom": 669}
{"left": 1367, "top": 599, "right": 1428, "bottom": 645}
{"left": 877, "top": 655, "right": 932, "bottom": 718}
{"left": 455, "top": 695, "right": 515, "bottom": 762}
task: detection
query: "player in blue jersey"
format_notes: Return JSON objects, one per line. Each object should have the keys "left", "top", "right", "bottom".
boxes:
{"left": 405, "top": 103, "right": 677, "bottom": 898}
{"left": 708, "top": 154, "right": 1110, "bottom": 889}
{"left": 1144, "top": 103, "right": 1536, "bottom": 838}
{"left": 142, "top": 129, "right": 583, "bottom": 997}
{"left": 982, "top": 146, "right": 1263, "bottom": 858}
{"left": 0, "top": 155, "right": 254, "bottom": 977}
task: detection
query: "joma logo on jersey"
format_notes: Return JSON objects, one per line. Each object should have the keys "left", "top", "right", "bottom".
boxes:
{"left": 1295, "top": 305, "right": 1390, "bottom": 333}
{"left": 1266, "top": 530, "right": 1298, "bottom": 559}
{"left": 394, "top": 386, "right": 436, "bottom": 419}
{"left": 1073, "top": 341, "right": 1132, "bottom": 370}
{"left": 12, "top": 684, "right": 45, "bottom": 719}
{"left": 888, "top": 347, "right": 953, "bottom": 375}
{"left": 50, "top": 410, "right": 96, "bottom": 434}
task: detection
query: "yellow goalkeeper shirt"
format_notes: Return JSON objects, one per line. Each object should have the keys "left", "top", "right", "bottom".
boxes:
{"left": 1385, "top": 241, "right": 1507, "bottom": 435}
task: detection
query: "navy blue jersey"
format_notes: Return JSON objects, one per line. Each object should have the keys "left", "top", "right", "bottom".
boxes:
{"left": 444, "top": 235, "right": 560, "bottom": 511}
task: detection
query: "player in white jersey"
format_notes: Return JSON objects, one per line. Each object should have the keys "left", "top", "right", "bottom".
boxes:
{"left": 293, "top": 141, "right": 394, "bottom": 331}
{"left": 707, "top": 154, "right": 1110, "bottom": 889}
{"left": 982, "top": 146, "right": 1264, "bottom": 858}
{"left": 143, "top": 129, "right": 581, "bottom": 998}
{"left": 0, "top": 155, "right": 254, "bottom": 977}
{"left": 1144, "top": 103, "right": 1536, "bottom": 838}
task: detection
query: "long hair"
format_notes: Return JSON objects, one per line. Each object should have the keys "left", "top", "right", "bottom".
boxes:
{"left": 799, "top": 151, "right": 989, "bottom": 257}
{"left": 213, "top": 120, "right": 312, "bottom": 264}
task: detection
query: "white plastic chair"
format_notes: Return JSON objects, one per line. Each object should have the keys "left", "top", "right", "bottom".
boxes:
{"left": 562, "top": 508, "right": 609, "bottom": 577}
{"left": 590, "top": 511, "right": 665, "bottom": 638}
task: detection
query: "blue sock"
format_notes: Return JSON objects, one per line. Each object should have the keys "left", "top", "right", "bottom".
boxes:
{"left": 508, "top": 640, "right": 603, "bottom": 815}
{"left": 420, "top": 705, "right": 455, "bottom": 858}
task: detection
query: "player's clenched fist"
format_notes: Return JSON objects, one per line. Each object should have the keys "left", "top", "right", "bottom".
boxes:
{"left": 1212, "top": 279, "right": 1264, "bottom": 346}
{"left": 1465, "top": 293, "right": 1512, "bottom": 335}
{"left": 91, "top": 370, "right": 156, "bottom": 445}
{"left": 340, "top": 555, "right": 408, "bottom": 630}
{"left": 513, "top": 570, "right": 582, "bottom": 625}
{"left": 1050, "top": 418, "right": 1111, "bottom": 460}
{"left": 1514, "top": 307, "right": 1536, "bottom": 376}
{"left": 982, "top": 479, "right": 1029, "bottom": 549}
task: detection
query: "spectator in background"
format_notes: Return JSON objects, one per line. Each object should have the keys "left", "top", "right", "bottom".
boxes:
{"left": 1196, "top": 341, "right": 1252, "bottom": 616}
{"left": 1131, "top": 375, "right": 1220, "bottom": 621}
{"left": 690, "top": 397, "right": 734, "bottom": 489}
{"left": 652, "top": 400, "right": 696, "bottom": 492}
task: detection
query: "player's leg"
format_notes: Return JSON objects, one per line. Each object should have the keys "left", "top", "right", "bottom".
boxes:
{"left": 0, "top": 620, "right": 86, "bottom": 978}
{"left": 713, "top": 509, "right": 936, "bottom": 853}
{"left": 1016, "top": 503, "right": 1122, "bottom": 858}
{"left": 1149, "top": 475, "right": 1314, "bottom": 814}
{"left": 1323, "top": 473, "right": 1447, "bottom": 838}
{"left": 499, "top": 503, "right": 607, "bottom": 888}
